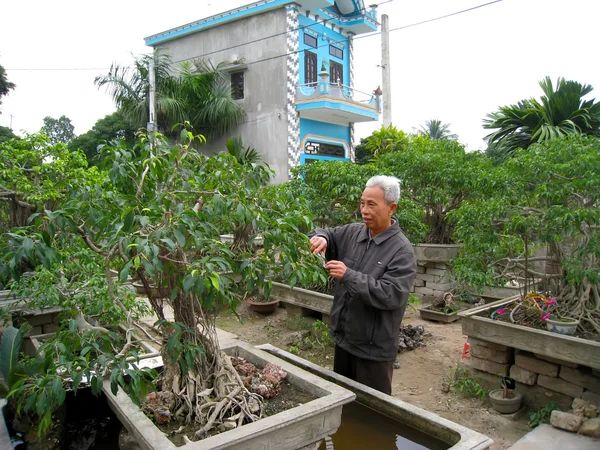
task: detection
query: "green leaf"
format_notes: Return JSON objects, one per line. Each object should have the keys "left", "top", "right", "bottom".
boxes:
{"left": 173, "top": 229, "right": 186, "bottom": 247}
{"left": 123, "top": 209, "right": 135, "bottom": 233}
{"left": 72, "top": 371, "right": 82, "bottom": 394}
{"left": 120, "top": 261, "right": 132, "bottom": 282}
{"left": 183, "top": 274, "right": 196, "bottom": 293}
{"left": 91, "top": 375, "right": 103, "bottom": 396}
{"left": 160, "top": 238, "right": 176, "bottom": 251}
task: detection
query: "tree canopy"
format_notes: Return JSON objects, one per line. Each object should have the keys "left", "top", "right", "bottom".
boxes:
{"left": 40, "top": 115, "right": 76, "bottom": 145}
{"left": 417, "top": 119, "right": 458, "bottom": 140}
{"left": 484, "top": 77, "right": 600, "bottom": 161}
{"left": 0, "top": 62, "right": 16, "bottom": 113}
{"left": 95, "top": 54, "right": 244, "bottom": 140}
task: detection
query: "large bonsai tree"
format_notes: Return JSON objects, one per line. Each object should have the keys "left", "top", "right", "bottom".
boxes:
{"left": 2, "top": 127, "right": 322, "bottom": 438}
{"left": 451, "top": 136, "right": 600, "bottom": 334}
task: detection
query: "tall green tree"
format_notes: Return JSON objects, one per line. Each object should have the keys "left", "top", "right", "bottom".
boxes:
{"left": 68, "top": 112, "right": 137, "bottom": 165}
{"left": 417, "top": 119, "right": 458, "bottom": 140}
{"left": 0, "top": 62, "right": 16, "bottom": 113}
{"left": 95, "top": 54, "right": 244, "bottom": 139}
{"left": 484, "top": 77, "right": 600, "bottom": 160}
{"left": 40, "top": 115, "right": 76, "bottom": 145}
{"left": 0, "top": 125, "right": 17, "bottom": 143}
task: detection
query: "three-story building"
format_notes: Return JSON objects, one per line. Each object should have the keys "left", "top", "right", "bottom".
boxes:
{"left": 145, "top": 0, "right": 380, "bottom": 182}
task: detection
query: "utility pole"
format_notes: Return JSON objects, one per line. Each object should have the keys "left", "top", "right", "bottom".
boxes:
{"left": 9, "top": 114, "right": 14, "bottom": 130}
{"left": 147, "top": 56, "right": 157, "bottom": 132}
{"left": 381, "top": 14, "right": 392, "bottom": 127}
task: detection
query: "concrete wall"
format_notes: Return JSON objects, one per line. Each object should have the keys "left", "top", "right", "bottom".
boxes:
{"left": 156, "top": 8, "right": 290, "bottom": 183}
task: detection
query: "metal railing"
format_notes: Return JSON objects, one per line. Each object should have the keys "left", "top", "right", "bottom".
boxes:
{"left": 296, "top": 82, "right": 380, "bottom": 110}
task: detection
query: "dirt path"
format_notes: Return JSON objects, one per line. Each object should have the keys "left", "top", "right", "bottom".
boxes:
{"left": 216, "top": 303, "right": 531, "bottom": 449}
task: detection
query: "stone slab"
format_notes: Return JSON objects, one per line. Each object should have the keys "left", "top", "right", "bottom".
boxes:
{"left": 470, "top": 344, "right": 511, "bottom": 364}
{"left": 534, "top": 353, "right": 578, "bottom": 369}
{"left": 416, "top": 265, "right": 425, "bottom": 273}
{"left": 467, "top": 337, "right": 510, "bottom": 352}
{"left": 514, "top": 381, "right": 574, "bottom": 411}
{"left": 538, "top": 374, "right": 584, "bottom": 398}
{"left": 423, "top": 267, "right": 450, "bottom": 276}
{"left": 461, "top": 355, "right": 509, "bottom": 376}
{"left": 510, "top": 365, "right": 538, "bottom": 386}
{"left": 583, "top": 390, "right": 600, "bottom": 407}
{"left": 515, "top": 351, "right": 559, "bottom": 377}
{"left": 507, "top": 424, "right": 599, "bottom": 450}
{"left": 413, "top": 278, "right": 425, "bottom": 287}
{"left": 560, "top": 366, "right": 600, "bottom": 393}
{"left": 426, "top": 281, "right": 455, "bottom": 292}
{"left": 550, "top": 410, "right": 583, "bottom": 432}
{"left": 434, "top": 263, "right": 449, "bottom": 269}
{"left": 579, "top": 417, "right": 600, "bottom": 437}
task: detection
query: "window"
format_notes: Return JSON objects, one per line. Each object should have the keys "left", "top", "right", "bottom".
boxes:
{"left": 330, "top": 61, "right": 343, "bottom": 85}
{"left": 329, "top": 45, "right": 343, "bottom": 59}
{"left": 304, "top": 51, "right": 317, "bottom": 86}
{"left": 231, "top": 71, "right": 244, "bottom": 100}
{"left": 304, "top": 34, "right": 317, "bottom": 48}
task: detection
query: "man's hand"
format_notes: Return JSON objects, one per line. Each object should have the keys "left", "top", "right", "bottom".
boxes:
{"left": 309, "top": 236, "right": 327, "bottom": 255}
{"left": 325, "top": 260, "right": 347, "bottom": 279}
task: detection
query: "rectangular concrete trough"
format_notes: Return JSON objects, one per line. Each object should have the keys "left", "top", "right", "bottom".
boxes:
{"left": 257, "top": 344, "right": 494, "bottom": 450}
{"left": 104, "top": 340, "right": 355, "bottom": 450}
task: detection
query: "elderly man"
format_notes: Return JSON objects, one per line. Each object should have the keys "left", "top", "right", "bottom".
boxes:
{"left": 309, "top": 175, "right": 416, "bottom": 395}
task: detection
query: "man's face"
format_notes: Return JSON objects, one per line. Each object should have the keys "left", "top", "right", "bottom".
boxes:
{"left": 360, "top": 186, "right": 397, "bottom": 236}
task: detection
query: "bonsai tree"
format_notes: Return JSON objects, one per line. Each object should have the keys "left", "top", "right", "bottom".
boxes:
{"left": 2, "top": 126, "right": 321, "bottom": 439}
{"left": 451, "top": 136, "right": 600, "bottom": 334}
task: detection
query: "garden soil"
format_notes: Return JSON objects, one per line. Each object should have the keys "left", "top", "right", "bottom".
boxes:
{"left": 216, "top": 303, "right": 532, "bottom": 450}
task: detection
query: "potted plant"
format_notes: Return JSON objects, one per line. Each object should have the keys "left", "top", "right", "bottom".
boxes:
{"left": 1, "top": 127, "right": 333, "bottom": 444}
{"left": 545, "top": 315, "right": 580, "bottom": 336}
{"left": 489, "top": 376, "right": 522, "bottom": 414}
{"left": 453, "top": 136, "right": 600, "bottom": 340}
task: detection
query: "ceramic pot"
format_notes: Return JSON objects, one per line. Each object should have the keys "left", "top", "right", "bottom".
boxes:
{"left": 489, "top": 389, "right": 522, "bottom": 414}
{"left": 546, "top": 317, "right": 579, "bottom": 336}
{"left": 247, "top": 298, "right": 279, "bottom": 314}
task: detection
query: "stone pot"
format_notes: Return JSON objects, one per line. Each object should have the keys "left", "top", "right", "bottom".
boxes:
{"left": 546, "top": 317, "right": 579, "bottom": 336}
{"left": 131, "top": 282, "right": 170, "bottom": 298}
{"left": 489, "top": 389, "right": 522, "bottom": 414}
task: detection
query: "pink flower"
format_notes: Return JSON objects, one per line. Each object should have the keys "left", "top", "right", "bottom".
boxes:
{"left": 541, "top": 313, "right": 551, "bottom": 321}
{"left": 547, "top": 298, "right": 557, "bottom": 305}
{"left": 497, "top": 308, "right": 507, "bottom": 315}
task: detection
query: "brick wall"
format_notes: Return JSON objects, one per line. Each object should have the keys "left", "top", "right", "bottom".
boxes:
{"left": 412, "top": 261, "right": 456, "bottom": 303}
{"left": 461, "top": 337, "right": 600, "bottom": 411}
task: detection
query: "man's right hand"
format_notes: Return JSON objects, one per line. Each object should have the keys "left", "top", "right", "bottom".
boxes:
{"left": 309, "top": 236, "right": 327, "bottom": 255}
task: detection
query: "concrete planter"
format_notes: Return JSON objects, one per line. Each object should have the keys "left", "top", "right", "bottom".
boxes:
{"left": 488, "top": 389, "right": 522, "bottom": 414}
{"left": 418, "top": 304, "right": 462, "bottom": 323}
{"left": 104, "top": 340, "right": 355, "bottom": 450}
{"left": 458, "top": 297, "right": 600, "bottom": 370}
{"left": 257, "top": 344, "right": 493, "bottom": 450}
{"left": 270, "top": 281, "right": 332, "bottom": 320}
{"left": 413, "top": 244, "right": 461, "bottom": 263}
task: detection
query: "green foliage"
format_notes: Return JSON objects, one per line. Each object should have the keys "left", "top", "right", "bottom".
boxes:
{"left": 417, "top": 119, "right": 458, "bottom": 141}
{"left": 284, "top": 313, "right": 312, "bottom": 331}
{"left": 364, "top": 125, "right": 409, "bottom": 157}
{"left": 95, "top": 54, "right": 244, "bottom": 140}
{"left": 0, "top": 324, "right": 30, "bottom": 387}
{"left": 529, "top": 402, "right": 560, "bottom": 428}
{"left": 68, "top": 112, "right": 137, "bottom": 165}
{"left": 40, "top": 115, "right": 76, "bottom": 145}
{"left": 7, "top": 323, "right": 157, "bottom": 436}
{"left": 447, "top": 366, "right": 486, "bottom": 399}
{"left": 225, "top": 137, "right": 261, "bottom": 166}
{"left": 484, "top": 77, "right": 600, "bottom": 161}
{"left": 451, "top": 136, "right": 600, "bottom": 329}
{"left": 0, "top": 62, "right": 16, "bottom": 111}
{"left": 407, "top": 293, "right": 421, "bottom": 312}
{"left": 0, "top": 125, "right": 18, "bottom": 143}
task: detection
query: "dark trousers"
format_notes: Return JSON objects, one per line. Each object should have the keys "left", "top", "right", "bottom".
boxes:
{"left": 333, "top": 345, "right": 394, "bottom": 395}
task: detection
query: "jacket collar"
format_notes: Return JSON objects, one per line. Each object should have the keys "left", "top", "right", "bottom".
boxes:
{"left": 356, "top": 219, "right": 400, "bottom": 244}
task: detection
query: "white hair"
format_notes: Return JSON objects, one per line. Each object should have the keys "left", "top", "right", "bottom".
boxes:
{"left": 365, "top": 175, "right": 401, "bottom": 204}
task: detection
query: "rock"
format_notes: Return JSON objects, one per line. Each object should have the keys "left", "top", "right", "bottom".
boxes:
{"left": 217, "top": 421, "right": 237, "bottom": 432}
{"left": 579, "top": 417, "right": 600, "bottom": 437}
{"left": 393, "top": 358, "right": 400, "bottom": 369}
{"left": 572, "top": 398, "right": 588, "bottom": 410}
{"left": 285, "top": 330, "right": 310, "bottom": 346}
{"left": 550, "top": 410, "right": 583, "bottom": 432}
{"left": 397, "top": 324, "right": 426, "bottom": 352}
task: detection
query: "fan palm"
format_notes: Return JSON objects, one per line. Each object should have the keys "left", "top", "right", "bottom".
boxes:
{"left": 95, "top": 54, "right": 244, "bottom": 139}
{"left": 417, "top": 119, "right": 458, "bottom": 140}
{"left": 484, "top": 77, "right": 600, "bottom": 159}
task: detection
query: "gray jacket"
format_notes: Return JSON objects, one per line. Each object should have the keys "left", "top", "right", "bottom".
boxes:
{"left": 310, "top": 221, "right": 416, "bottom": 361}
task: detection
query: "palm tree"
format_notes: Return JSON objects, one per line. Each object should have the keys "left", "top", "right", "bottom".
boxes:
{"left": 417, "top": 119, "right": 458, "bottom": 140}
{"left": 483, "top": 77, "right": 600, "bottom": 159}
{"left": 95, "top": 54, "right": 244, "bottom": 139}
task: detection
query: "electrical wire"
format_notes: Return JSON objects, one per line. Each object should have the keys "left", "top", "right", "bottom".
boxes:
{"left": 6, "top": 0, "right": 503, "bottom": 72}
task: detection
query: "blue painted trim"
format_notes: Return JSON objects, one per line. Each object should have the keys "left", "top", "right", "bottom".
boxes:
{"left": 146, "top": 0, "right": 287, "bottom": 45}
{"left": 296, "top": 100, "right": 379, "bottom": 120}
{"left": 300, "top": 154, "right": 349, "bottom": 164}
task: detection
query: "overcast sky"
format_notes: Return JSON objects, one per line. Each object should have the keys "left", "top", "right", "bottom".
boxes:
{"left": 1, "top": 0, "right": 599, "bottom": 151}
